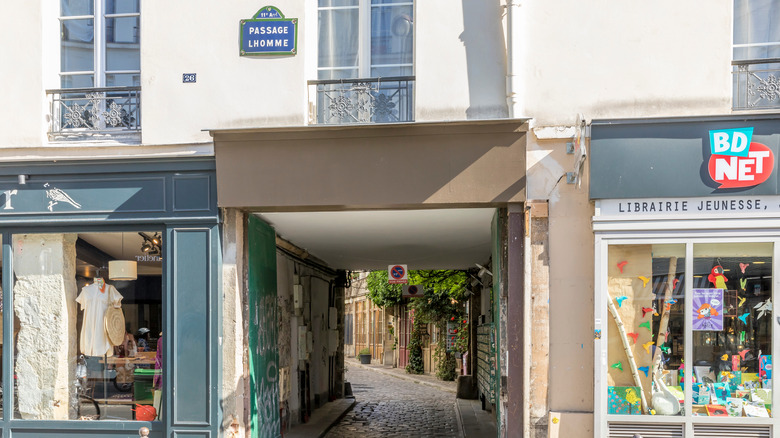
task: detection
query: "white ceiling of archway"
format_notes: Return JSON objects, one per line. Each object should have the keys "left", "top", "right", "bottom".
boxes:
{"left": 257, "top": 208, "right": 496, "bottom": 271}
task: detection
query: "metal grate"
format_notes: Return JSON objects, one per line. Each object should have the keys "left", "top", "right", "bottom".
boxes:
{"left": 308, "top": 76, "right": 414, "bottom": 124}
{"left": 608, "top": 422, "right": 683, "bottom": 438}
{"left": 693, "top": 424, "right": 771, "bottom": 438}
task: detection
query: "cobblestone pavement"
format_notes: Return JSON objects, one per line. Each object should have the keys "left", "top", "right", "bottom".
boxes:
{"left": 325, "top": 365, "right": 461, "bottom": 438}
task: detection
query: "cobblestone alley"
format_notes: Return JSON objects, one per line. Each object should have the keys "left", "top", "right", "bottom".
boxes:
{"left": 325, "top": 364, "right": 461, "bottom": 438}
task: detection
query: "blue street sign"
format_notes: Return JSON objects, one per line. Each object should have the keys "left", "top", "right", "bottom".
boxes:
{"left": 240, "top": 6, "right": 298, "bottom": 56}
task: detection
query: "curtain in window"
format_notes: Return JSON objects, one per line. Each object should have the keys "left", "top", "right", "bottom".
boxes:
{"left": 734, "top": 0, "right": 780, "bottom": 60}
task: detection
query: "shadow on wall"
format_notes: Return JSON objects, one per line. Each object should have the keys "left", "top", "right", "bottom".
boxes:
{"left": 461, "top": 0, "right": 510, "bottom": 119}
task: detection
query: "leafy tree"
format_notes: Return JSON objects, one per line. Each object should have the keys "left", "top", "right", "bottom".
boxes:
{"left": 365, "top": 269, "right": 470, "bottom": 379}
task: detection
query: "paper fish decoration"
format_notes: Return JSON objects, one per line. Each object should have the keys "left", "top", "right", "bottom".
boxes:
{"left": 617, "top": 261, "right": 628, "bottom": 273}
{"left": 739, "top": 296, "right": 746, "bottom": 307}
{"left": 643, "top": 341, "right": 654, "bottom": 354}
{"left": 642, "top": 307, "right": 654, "bottom": 318}
{"left": 616, "top": 296, "right": 628, "bottom": 307}
{"left": 738, "top": 312, "right": 750, "bottom": 324}
{"left": 627, "top": 332, "right": 639, "bottom": 344}
{"left": 740, "top": 278, "right": 748, "bottom": 291}
{"left": 639, "top": 321, "right": 651, "bottom": 332}
{"left": 638, "top": 276, "right": 650, "bottom": 288}
{"left": 739, "top": 349, "right": 751, "bottom": 360}
{"left": 708, "top": 265, "right": 728, "bottom": 289}
{"left": 673, "top": 278, "right": 679, "bottom": 289}
{"left": 740, "top": 263, "right": 749, "bottom": 273}
{"left": 665, "top": 299, "right": 677, "bottom": 305}
{"left": 638, "top": 366, "right": 649, "bottom": 377}
{"left": 754, "top": 298, "right": 772, "bottom": 319}
{"left": 611, "top": 362, "right": 623, "bottom": 371}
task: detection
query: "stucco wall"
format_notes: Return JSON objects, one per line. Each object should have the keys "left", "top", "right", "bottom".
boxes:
{"left": 523, "top": 0, "right": 732, "bottom": 124}
{"left": 527, "top": 134, "right": 594, "bottom": 437}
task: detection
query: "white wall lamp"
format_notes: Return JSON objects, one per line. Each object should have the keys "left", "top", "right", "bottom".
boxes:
{"left": 17, "top": 175, "right": 29, "bottom": 185}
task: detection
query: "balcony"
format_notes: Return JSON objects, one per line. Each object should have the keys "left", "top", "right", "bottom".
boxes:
{"left": 732, "top": 58, "right": 780, "bottom": 110}
{"left": 308, "top": 76, "right": 414, "bottom": 125}
{"left": 47, "top": 86, "right": 141, "bottom": 140}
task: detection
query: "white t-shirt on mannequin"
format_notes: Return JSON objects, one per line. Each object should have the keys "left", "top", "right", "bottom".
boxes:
{"left": 76, "top": 278, "right": 123, "bottom": 357}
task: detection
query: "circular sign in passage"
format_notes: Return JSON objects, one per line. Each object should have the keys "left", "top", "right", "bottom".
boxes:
{"left": 390, "top": 265, "right": 406, "bottom": 279}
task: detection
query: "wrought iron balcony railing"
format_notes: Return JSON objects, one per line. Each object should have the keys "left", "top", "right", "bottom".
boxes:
{"left": 47, "top": 86, "right": 141, "bottom": 138}
{"left": 732, "top": 58, "right": 780, "bottom": 110}
{"left": 308, "top": 76, "right": 414, "bottom": 124}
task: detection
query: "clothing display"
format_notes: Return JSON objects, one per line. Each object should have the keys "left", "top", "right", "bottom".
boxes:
{"left": 76, "top": 278, "right": 123, "bottom": 357}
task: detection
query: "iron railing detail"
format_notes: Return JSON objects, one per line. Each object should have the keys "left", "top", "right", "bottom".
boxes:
{"left": 308, "top": 76, "right": 414, "bottom": 124}
{"left": 732, "top": 58, "right": 780, "bottom": 110}
{"left": 47, "top": 86, "right": 141, "bottom": 138}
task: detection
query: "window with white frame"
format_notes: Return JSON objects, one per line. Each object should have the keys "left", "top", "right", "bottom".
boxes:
{"left": 60, "top": 0, "right": 140, "bottom": 89}
{"left": 53, "top": 0, "right": 141, "bottom": 135}
{"left": 732, "top": 0, "right": 780, "bottom": 109}
{"left": 317, "top": 0, "right": 413, "bottom": 80}
{"left": 313, "top": 0, "right": 414, "bottom": 124}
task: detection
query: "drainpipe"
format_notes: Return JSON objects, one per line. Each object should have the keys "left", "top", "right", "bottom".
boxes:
{"left": 506, "top": 0, "right": 526, "bottom": 119}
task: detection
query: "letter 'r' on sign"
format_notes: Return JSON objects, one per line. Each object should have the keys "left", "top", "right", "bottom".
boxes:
{"left": 388, "top": 264, "right": 408, "bottom": 284}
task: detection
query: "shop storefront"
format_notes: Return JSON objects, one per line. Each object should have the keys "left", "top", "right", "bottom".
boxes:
{"left": 0, "top": 158, "right": 219, "bottom": 438}
{"left": 591, "top": 114, "right": 780, "bottom": 437}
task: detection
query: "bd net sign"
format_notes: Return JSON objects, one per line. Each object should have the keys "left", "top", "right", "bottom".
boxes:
{"left": 240, "top": 6, "right": 298, "bottom": 56}
{"left": 707, "top": 127, "right": 774, "bottom": 189}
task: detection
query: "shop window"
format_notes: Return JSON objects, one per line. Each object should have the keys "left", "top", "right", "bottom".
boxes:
{"left": 607, "top": 244, "right": 685, "bottom": 416}
{"left": 11, "top": 232, "right": 162, "bottom": 421}
{"left": 605, "top": 241, "right": 774, "bottom": 419}
{"left": 691, "top": 242, "right": 772, "bottom": 418}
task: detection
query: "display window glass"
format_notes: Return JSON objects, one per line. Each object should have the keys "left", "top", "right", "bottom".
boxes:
{"left": 10, "top": 232, "right": 163, "bottom": 421}
{"left": 605, "top": 241, "right": 774, "bottom": 419}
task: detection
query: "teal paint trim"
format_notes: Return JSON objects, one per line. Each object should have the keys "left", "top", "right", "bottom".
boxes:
{"left": 171, "top": 228, "right": 212, "bottom": 425}
{"left": 2, "top": 233, "right": 12, "bottom": 429}
{"left": 247, "top": 216, "right": 280, "bottom": 438}
{"left": 0, "top": 157, "right": 215, "bottom": 176}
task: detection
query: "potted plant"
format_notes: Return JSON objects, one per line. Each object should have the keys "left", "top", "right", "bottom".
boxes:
{"left": 358, "top": 347, "right": 372, "bottom": 364}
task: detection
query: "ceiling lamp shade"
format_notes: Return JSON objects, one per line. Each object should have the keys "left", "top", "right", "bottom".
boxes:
{"left": 109, "top": 260, "right": 137, "bottom": 281}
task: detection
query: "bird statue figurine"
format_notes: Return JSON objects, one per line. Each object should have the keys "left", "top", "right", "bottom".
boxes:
{"left": 708, "top": 265, "right": 728, "bottom": 289}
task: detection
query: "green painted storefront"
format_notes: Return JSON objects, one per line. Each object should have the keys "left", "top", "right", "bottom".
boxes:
{"left": 0, "top": 157, "right": 220, "bottom": 438}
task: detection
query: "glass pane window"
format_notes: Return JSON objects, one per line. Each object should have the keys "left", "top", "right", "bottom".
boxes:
{"left": 62, "top": 0, "right": 94, "bottom": 17}
{"left": 61, "top": 19, "right": 95, "bottom": 73}
{"left": 370, "top": 3, "right": 413, "bottom": 73}
{"left": 691, "top": 242, "right": 772, "bottom": 418}
{"left": 607, "top": 244, "right": 685, "bottom": 416}
{"left": 733, "top": 0, "right": 780, "bottom": 60}
{"left": 60, "top": 0, "right": 140, "bottom": 88}
{"left": 12, "top": 232, "right": 163, "bottom": 421}
{"left": 317, "top": 7, "right": 359, "bottom": 78}
{"left": 318, "top": 0, "right": 413, "bottom": 79}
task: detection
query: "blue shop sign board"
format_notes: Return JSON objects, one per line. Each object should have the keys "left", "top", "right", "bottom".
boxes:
{"left": 240, "top": 6, "right": 298, "bottom": 56}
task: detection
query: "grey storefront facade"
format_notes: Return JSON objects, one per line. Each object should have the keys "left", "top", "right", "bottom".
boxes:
{"left": 0, "top": 157, "right": 220, "bottom": 438}
{"left": 591, "top": 114, "right": 780, "bottom": 437}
